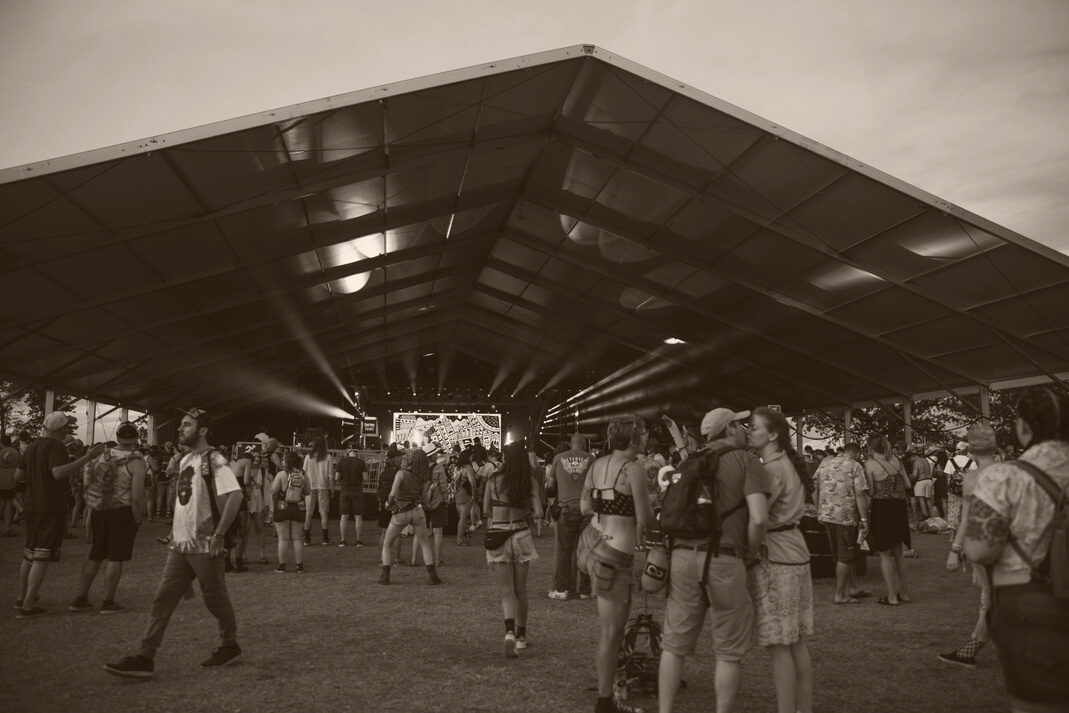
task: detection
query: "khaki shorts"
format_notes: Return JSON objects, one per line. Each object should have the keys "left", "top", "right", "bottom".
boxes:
{"left": 662, "top": 547, "right": 752, "bottom": 661}
{"left": 914, "top": 479, "right": 934, "bottom": 499}
{"left": 577, "top": 525, "right": 633, "bottom": 603}
{"left": 307, "top": 488, "right": 331, "bottom": 515}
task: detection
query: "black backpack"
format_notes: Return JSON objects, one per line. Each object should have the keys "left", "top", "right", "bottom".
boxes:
{"left": 377, "top": 460, "right": 398, "bottom": 503}
{"left": 659, "top": 444, "right": 742, "bottom": 542}
{"left": 203, "top": 450, "right": 241, "bottom": 550}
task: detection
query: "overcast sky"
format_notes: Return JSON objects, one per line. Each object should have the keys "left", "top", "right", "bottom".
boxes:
{"left": 1, "top": 0, "right": 1067, "bottom": 258}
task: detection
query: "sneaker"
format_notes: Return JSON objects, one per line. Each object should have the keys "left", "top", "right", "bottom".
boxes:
{"left": 938, "top": 651, "right": 978, "bottom": 668}
{"left": 155, "top": 536, "right": 170, "bottom": 545}
{"left": 16, "top": 606, "right": 49, "bottom": 619}
{"left": 296, "top": 564, "right": 305, "bottom": 574}
{"left": 274, "top": 564, "right": 287, "bottom": 574}
{"left": 338, "top": 540, "right": 347, "bottom": 547}
{"left": 504, "top": 632, "right": 518, "bottom": 658}
{"left": 321, "top": 539, "right": 332, "bottom": 546}
{"left": 257, "top": 557, "right": 269, "bottom": 565}
{"left": 547, "top": 590, "right": 571, "bottom": 600}
{"left": 516, "top": 635, "right": 527, "bottom": 651}
{"left": 428, "top": 571, "right": 443, "bottom": 585}
{"left": 13, "top": 598, "right": 24, "bottom": 610}
{"left": 233, "top": 561, "right": 248, "bottom": 573}
{"left": 69, "top": 596, "right": 94, "bottom": 613}
{"left": 578, "top": 592, "right": 595, "bottom": 600}
{"left": 104, "top": 654, "right": 154, "bottom": 678}
{"left": 100, "top": 601, "right": 126, "bottom": 615}
{"left": 354, "top": 539, "right": 365, "bottom": 547}
{"left": 200, "top": 643, "right": 242, "bottom": 668}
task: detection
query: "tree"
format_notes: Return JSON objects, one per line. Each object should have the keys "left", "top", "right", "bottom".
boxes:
{"left": 1, "top": 381, "right": 79, "bottom": 439}
{"left": 803, "top": 387, "right": 1027, "bottom": 450}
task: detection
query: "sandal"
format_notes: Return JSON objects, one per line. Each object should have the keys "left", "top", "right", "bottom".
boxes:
{"left": 876, "top": 596, "right": 899, "bottom": 606}
{"left": 848, "top": 589, "right": 871, "bottom": 599}
{"left": 833, "top": 598, "right": 862, "bottom": 605}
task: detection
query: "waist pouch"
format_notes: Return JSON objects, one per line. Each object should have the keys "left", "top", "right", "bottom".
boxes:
{"left": 484, "top": 527, "right": 527, "bottom": 550}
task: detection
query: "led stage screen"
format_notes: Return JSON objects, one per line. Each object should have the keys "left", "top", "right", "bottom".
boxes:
{"left": 392, "top": 412, "right": 502, "bottom": 452}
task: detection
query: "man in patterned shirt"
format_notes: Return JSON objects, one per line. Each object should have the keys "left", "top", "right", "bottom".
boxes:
{"left": 813, "top": 442, "right": 871, "bottom": 604}
{"left": 546, "top": 434, "right": 595, "bottom": 600}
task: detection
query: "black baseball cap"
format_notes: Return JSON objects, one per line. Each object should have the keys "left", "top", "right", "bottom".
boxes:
{"left": 176, "top": 407, "right": 213, "bottom": 431}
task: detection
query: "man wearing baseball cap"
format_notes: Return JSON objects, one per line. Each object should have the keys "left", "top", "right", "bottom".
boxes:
{"left": 105, "top": 407, "right": 244, "bottom": 677}
{"left": 659, "top": 407, "right": 771, "bottom": 713}
{"left": 14, "top": 412, "right": 106, "bottom": 619}
{"left": 70, "top": 421, "right": 146, "bottom": 614}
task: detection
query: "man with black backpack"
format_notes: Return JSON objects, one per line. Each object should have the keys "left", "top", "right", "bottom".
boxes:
{"left": 658, "top": 408, "right": 770, "bottom": 713}
{"left": 105, "top": 408, "right": 244, "bottom": 678}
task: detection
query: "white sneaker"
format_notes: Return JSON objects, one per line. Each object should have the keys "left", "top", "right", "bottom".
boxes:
{"left": 504, "top": 632, "right": 518, "bottom": 658}
{"left": 547, "top": 590, "right": 570, "bottom": 600}
{"left": 515, "top": 635, "right": 527, "bottom": 651}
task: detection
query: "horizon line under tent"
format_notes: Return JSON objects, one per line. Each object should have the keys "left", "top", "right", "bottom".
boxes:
{"left": 2, "top": 44, "right": 1067, "bottom": 443}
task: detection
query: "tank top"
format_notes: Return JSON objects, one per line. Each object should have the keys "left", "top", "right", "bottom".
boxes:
{"left": 591, "top": 457, "right": 636, "bottom": 518}
{"left": 870, "top": 458, "right": 908, "bottom": 500}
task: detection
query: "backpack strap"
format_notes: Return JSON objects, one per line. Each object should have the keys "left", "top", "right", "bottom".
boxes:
{"left": 699, "top": 445, "right": 744, "bottom": 603}
{"left": 202, "top": 449, "right": 223, "bottom": 532}
{"left": 1007, "top": 460, "right": 1066, "bottom": 579}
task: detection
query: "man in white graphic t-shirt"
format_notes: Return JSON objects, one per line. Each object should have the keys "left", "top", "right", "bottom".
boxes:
{"left": 105, "top": 408, "right": 244, "bottom": 678}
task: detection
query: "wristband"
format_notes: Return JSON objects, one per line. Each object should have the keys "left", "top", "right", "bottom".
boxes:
{"left": 950, "top": 543, "right": 962, "bottom": 554}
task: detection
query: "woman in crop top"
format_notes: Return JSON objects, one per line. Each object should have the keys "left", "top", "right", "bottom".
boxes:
{"left": 270, "top": 452, "right": 310, "bottom": 574}
{"left": 579, "top": 414, "right": 656, "bottom": 713}
{"left": 483, "top": 442, "right": 543, "bottom": 658}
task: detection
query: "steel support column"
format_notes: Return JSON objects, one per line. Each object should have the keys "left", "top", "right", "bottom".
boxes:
{"left": 844, "top": 407, "right": 853, "bottom": 446}
{"left": 980, "top": 386, "right": 991, "bottom": 426}
{"left": 903, "top": 401, "right": 912, "bottom": 445}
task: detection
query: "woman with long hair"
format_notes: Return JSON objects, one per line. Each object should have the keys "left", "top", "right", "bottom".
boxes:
{"left": 964, "top": 386, "right": 1069, "bottom": 710}
{"left": 865, "top": 434, "right": 913, "bottom": 605}
{"left": 579, "top": 414, "right": 656, "bottom": 713}
{"left": 303, "top": 436, "right": 334, "bottom": 546}
{"left": 246, "top": 454, "right": 268, "bottom": 564}
{"left": 747, "top": 408, "right": 814, "bottom": 713}
{"left": 453, "top": 450, "right": 477, "bottom": 546}
{"left": 271, "top": 452, "right": 310, "bottom": 573}
{"left": 484, "top": 442, "right": 544, "bottom": 657}
{"left": 379, "top": 448, "right": 441, "bottom": 586}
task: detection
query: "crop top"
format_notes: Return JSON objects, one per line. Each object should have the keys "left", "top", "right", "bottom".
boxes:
{"left": 591, "top": 457, "right": 636, "bottom": 518}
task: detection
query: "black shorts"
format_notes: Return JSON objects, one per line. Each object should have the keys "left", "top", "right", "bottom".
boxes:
{"left": 824, "top": 522, "right": 860, "bottom": 564}
{"left": 24, "top": 512, "right": 65, "bottom": 562}
{"left": 89, "top": 507, "right": 138, "bottom": 562}
{"left": 426, "top": 504, "right": 448, "bottom": 529}
{"left": 273, "top": 500, "right": 304, "bottom": 523}
{"left": 339, "top": 488, "right": 364, "bottom": 516}
{"left": 377, "top": 502, "right": 391, "bottom": 529}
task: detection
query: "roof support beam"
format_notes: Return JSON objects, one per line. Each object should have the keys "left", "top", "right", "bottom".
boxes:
{"left": 549, "top": 131, "right": 1068, "bottom": 370}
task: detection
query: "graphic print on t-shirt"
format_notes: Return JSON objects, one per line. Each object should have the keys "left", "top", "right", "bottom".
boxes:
{"left": 170, "top": 450, "right": 241, "bottom": 555}
{"left": 559, "top": 456, "right": 591, "bottom": 482}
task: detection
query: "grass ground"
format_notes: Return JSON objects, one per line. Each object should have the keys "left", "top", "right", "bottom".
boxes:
{"left": 1, "top": 519, "right": 1010, "bottom": 713}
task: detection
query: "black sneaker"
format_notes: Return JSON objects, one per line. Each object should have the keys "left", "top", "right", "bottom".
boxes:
{"left": 273, "top": 564, "right": 287, "bottom": 574}
{"left": 13, "top": 598, "right": 24, "bottom": 610}
{"left": 321, "top": 538, "right": 332, "bottom": 546}
{"left": 938, "top": 651, "right": 978, "bottom": 668}
{"left": 354, "top": 539, "right": 365, "bottom": 547}
{"left": 200, "top": 643, "right": 242, "bottom": 668}
{"left": 296, "top": 564, "right": 305, "bottom": 574}
{"left": 69, "top": 596, "right": 94, "bottom": 613}
{"left": 100, "top": 601, "right": 126, "bottom": 615}
{"left": 104, "top": 654, "right": 154, "bottom": 678}
{"left": 337, "top": 540, "right": 347, "bottom": 547}
{"left": 16, "top": 606, "right": 49, "bottom": 619}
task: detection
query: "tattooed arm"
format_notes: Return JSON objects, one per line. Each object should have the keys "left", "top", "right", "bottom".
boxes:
{"left": 962, "top": 494, "right": 1010, "bottom": 565}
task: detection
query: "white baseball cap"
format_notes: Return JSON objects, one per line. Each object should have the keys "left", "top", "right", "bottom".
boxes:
{"left": 700, "top": 408, "right": 751, "bottom": 438}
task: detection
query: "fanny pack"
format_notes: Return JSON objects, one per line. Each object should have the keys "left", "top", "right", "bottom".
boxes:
{"left": 390, "top": 501, "right": 418, "bottom": 514}
{"left": 484, "top": 527, "right": 527, "bottom": 550}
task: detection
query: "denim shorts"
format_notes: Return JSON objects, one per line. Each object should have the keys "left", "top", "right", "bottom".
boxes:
{"left": 577, "top": 525, "right": 633, "bottom": 603}
{"left": 486, "top": 528, "right": 539, "bottom": 565}
{"left": 390, "top": 506, "right": 427, "bottom": 529}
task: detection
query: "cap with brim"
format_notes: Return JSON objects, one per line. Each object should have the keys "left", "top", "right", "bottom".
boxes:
{"left": 422, "top": 442, "right": 443, "bottom": 458}
{"left": 43, "top": 412, "right": 70, "bottom": 432}
{"left": 700, "top": 408, "right": 751, "bottom": 438}
{"left": 956, "top": 441, "right": 969, "bottom": 452}
{"left": 0, "top": 448, "right": 19, "bottom": 468}
{"left": 176, "top": 407, "right": 213, "bottom": 431}
{"left": 115, "top": 421, "right": 139, "bottom": 443}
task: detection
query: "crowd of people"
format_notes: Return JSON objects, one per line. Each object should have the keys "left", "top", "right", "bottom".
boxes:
{"left": 3, "top": 386, "right": 1068, "bottom": 713}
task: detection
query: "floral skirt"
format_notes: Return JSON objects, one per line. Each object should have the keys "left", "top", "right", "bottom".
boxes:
{"left": 746, "top": 559, "right": 814, "bottom": 647}
{"left": 947, "top": 493, "right": 963, "bottom": 531}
